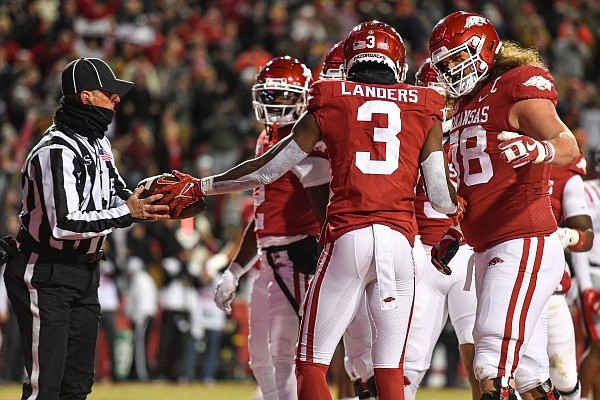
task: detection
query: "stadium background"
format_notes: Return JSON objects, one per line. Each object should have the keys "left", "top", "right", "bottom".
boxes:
{"left": 0, "top": 0, "right": 598, "bottom": 397}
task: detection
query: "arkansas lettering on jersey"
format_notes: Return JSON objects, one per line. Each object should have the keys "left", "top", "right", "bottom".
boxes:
{"left": 308, "top": 79, "right": 444, "bottom": 244}
{"left": 549, "top": 151, "right": 587, "bottom": 223}
{"left": 449, "top": 65, "right": 558, "bottom": 251}
{"left": 253, "top": 126, "right": 327, "bottom": 238}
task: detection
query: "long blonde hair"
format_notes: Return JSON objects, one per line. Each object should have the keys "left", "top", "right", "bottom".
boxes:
{"left": 489, "top": 40, "right": 547, "bottom": 77}
{"left": 471, "top": 41, "right": 546, "bottom": 94}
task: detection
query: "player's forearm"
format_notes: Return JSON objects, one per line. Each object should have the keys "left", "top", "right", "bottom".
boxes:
{"left": 571, "top": 251, "right": 594, "bottom": 290}
{"left": 421, "top": 151, "right": 457, "bottom": 214}
{"left": 546, "top": 132, "right": 579, "bottom": 167}
{"left": 201, "top": 138, "right": 309, "bottom": 195}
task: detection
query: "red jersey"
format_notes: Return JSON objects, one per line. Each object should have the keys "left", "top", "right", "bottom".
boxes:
{"left": 415, "top": 143, "right": 456, "bottom": 246}
{"left": 253, "top": 125, "right": 328, "bottom": 239}
{"left": 450, "top": 66, "right": 559, "bottom": 251}
{"left": 308, "top": 79, "right": 445, "bottom": 244}
{"left": 549, "top": 151, "right": 587, "bottom": 223}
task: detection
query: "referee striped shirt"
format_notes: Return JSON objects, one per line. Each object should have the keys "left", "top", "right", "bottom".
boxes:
{"left": 19, "top": 122, "right": 134, "bottom": 256}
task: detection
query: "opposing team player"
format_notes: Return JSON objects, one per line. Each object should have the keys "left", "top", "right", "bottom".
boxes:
{"left": 428, "top": 11, "right": 580, "bottom": 400}
{"left": 212, "top": 56, "right": 330, "bottom": 400}
{"left": 158, "top": 21, "right": 457, "bottom": 400}
{"left": 546, "top": 152, "right": 593, "bottom": 400}
{"left": 319, "top": 40, "right": 376, "bottom": 400}
{"left": 404, "top": 59, "right": 479, "bottom": 400}
{"left": 570, "top": 147, "right": 600, "bottom": 400}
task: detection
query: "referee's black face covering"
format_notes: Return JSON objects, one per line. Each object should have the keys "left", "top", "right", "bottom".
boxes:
{"left": 53, "top": 58, "right": 133, "bottom": 140}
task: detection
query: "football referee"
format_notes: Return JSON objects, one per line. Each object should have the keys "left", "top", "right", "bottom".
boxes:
{"left": 2, "top": 58, "right": 169, "bottom": 400}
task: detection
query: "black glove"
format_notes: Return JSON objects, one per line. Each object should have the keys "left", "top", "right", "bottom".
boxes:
{"left": 0, "top": 236, "right": 19, "bottom": 265}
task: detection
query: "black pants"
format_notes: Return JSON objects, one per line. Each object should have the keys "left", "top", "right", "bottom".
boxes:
{"left": 98, "top": 310, "right": 116, "bottom": 381}
{"left": 4, "top": 251, "right": 101, "bottom": 400}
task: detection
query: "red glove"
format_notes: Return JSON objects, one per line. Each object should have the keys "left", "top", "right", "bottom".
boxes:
{"left": 156, "top": 170, "right": 203, "bottom": 218}
{"left": 582, "top": 288, "right": 600, "bottom": 316}
{"left": 581, "top": 288, "right": 600, "bottom": 341}
{"left": 449, "top": 196, "right": 467, "bottom": 226}
{"left": 431, "top": 226, "right": 463, "bottom": 275}
{"left": 497, "top": 131, "right": 554, "bottom": 168}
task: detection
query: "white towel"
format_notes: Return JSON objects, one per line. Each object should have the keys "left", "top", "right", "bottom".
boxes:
{"left": 373, "top": 224, "right": 398, "bottom": 310}
{"left": 463, "top": 252, "right": 475, "bottom": 291}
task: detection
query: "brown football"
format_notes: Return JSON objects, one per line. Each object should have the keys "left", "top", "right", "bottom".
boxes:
{"left": 137, "top": 173, "right": 179, "bottom": 200}
{"left": 136, "top": 173, "right": 206, "bottom": 219}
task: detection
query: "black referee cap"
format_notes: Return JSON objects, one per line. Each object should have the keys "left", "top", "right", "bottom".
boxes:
{"left": 61, "top": 58, "right": 133, "bottom": 96}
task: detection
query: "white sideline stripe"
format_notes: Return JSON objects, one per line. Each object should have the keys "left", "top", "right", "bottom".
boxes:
{"left": 25, "top": 253, "right": 40, "bottom": 400}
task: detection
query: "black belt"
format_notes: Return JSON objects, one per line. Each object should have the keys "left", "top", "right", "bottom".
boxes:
{"left": 17, "top": 229, "right": 105, "bottom": 264}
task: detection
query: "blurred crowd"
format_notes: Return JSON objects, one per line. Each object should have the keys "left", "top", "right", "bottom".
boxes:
{"left": 1, "top": 0, "right": 600, "bottom": 386}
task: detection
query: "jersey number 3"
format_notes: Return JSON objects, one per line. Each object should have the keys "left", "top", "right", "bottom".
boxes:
{"left": 355, "top": 100, "right": 401, "bottom": 175}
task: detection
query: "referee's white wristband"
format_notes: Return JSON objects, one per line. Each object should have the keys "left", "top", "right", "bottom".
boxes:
{"left": 200, "top": 176, "right": 214, "bottom": 195}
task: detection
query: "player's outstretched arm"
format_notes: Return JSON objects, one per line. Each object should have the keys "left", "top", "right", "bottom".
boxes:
{"left": 201, "top": 112, "right": 321, "bottom": 195}
{"left": 156, "top": 112, "right": 321, "bottom": 215}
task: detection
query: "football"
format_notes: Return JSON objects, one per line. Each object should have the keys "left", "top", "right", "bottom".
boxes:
{"left": 137, "top": 173, "right": 180, "bottom": 200}
{"left": 136, "top": 173, "right": 206, "bottom": 219}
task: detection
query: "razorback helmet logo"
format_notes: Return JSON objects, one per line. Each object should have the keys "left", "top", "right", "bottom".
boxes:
{"left": 464, "top": 15, "right": 487, "bottom": 28}
{"left": 429, "top": 11, "right": 502, "bottom": 98}
{"left": 320, "top": 41, "right": 344, "bottom": 79}
{"left": 252, "top": 56, "right": 312, "bottom": 127}
{"left": 343, "top": 20, "right": 408, "bottom": 82}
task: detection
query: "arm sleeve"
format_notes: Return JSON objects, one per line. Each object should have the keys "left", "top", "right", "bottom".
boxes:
{"left": 421, "top": 151, "right": 456, "bottom": 214}
{"left": 207, "top": 140, "right": 310, "bottom": 195}
{"left": 562, "top": 175, "right": 591, "bottom": 219}
{"left": 571, "top": 251, "right": 594, "bottom": 290}
{"left": 290, "top": 156, "right": 330, "bottom": 188}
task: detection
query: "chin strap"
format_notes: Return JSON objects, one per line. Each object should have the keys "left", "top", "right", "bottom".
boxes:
{"left": 272, "top": 122, "right": 279, "bottom": 143}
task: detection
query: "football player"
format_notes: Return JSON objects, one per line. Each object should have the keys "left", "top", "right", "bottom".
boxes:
{"left": 320, "top": 40, "right": 376, "bottom": 400}
{"left": 403, "top": 59, "right": 479, "bottom": 400}
{"left": 570, "top": 147, "right": 600, "bottom": 400}
{"left": 428, "top": 11, "right": 580, "bottom": 400}
{"left": 212, "top": 56, "right": 330, "bottom": 400}
{"left": 157, "top": 20, "right": 457, "bottom": 400}
{"left": 546, "top": 152, "right": 593, "bottom": 400}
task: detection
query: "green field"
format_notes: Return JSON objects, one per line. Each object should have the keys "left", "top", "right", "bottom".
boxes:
{"left": 0, "top": 382, "right": 471, "bottom": 400}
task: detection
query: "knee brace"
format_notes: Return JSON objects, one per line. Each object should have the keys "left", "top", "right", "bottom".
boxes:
{"left": 480, "top": 377, "right": 518, "bottom": 400}
{"left": 533, "top": 379, "right": 563, "bottom": 400}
